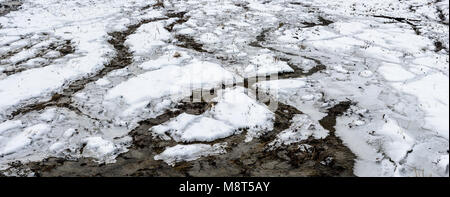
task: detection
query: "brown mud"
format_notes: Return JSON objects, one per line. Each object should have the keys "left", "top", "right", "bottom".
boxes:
{"left": 19, "top": 100, "right": 355, "bottom": 177}
{"left": 8, "top": 17, "right": 167, "bottom": 119}
{"left": 2, "top": 4, "right": 356, "bottom": 177}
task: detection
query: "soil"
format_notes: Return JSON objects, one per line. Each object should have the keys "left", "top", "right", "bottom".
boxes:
{"left": 1, "top": 3, "right": 357, "bottom": 177}
{"left": 21, "top": 101, "right": 355, "bottom": 177}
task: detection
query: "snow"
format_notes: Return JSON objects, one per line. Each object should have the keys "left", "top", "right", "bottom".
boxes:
{"left": 199, "top": 33, "right": 220, "bottom": 44}
{"left": 378, "top": 118, "right": 415, "bottom": 162}
{"left": 138, "top": 51, "right": 191, "bottom": 70}
{"left": 62, "top": 128, "right": 76, "bottom": 138}
{"left": 48, "top": 142, "right": 65, "bottom": 153}
{"left": 39, "top": 108, "right": 57, "bottom": 122}
{"left": 254, "top": 79, "right": 307, "bottom": 95}
{"left": 152, "top": 113, "right": 236, "bottom": 142}
{"left": 211, "top": 87, "right": 275, "bottom": 142}
{"left": 269, "top": 114, "right": 328, "bottom": 149}
{"left": 0, "top": 0, "right": 448, "bottom": 177}
{"left": 0, "top": 0, "right": 166, "bottom": 121}
{"left": 243, "top": 52, "right": 294, "bottom": 77}
{"left": 151, "top": 87, "right": 275, "bottom": 143}
{"left": 82, "top": 137, "right": 116, "bottom": 160}
{"left": 393, "top": 73, "right": 449, "bottom": 139}
{"left": 126, "top": 21, "right": 171, "bottom": 59}
{"left": 154, "top": 143, "right": 227, "bottom": 166}
{"left": 0, "top": 120, "right": 22, "bottom": 134}
{"left": 105, "top": 60, "right": 238, "bottom": 106}
{"left": 359, "top": 70, "right": 374, "bottom": 78}
{"left": 95, "top": 78, "right": 111, "bottom": 86}
{"left": 0, "top": 123, "right": 51, "bottom": 156}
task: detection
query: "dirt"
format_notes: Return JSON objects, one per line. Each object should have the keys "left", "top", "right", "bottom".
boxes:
{"left": 8, "top": 67, "right": 355, "bottom": 177}
{"left": 1, "top": 3, "right": 357, "bottom": 177}
{"left": 319, "top": 101, "right": 353, "bottom": 133}
{"left": 8, "top": 17, "right": 167, "bottom": 119}
{"left": 18, "top": 99, "right": 355, "bottom": 177}
{"left": 302, "top": 16, "right": 334, "bottom": 28}
{"left": 175, "top": 34, "right": 210, "bottom": 53}
{"left": 373, "top": 15, "right": 422, "bottom": 35}
{"left": 2, "top": 40, "right": 75, "bottom": 76}
{"left": 164, "top": 11, "right": 188, "bottom": 32}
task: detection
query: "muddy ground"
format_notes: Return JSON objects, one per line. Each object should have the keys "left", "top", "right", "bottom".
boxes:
{"left": 12, "top": 101, "right": 355, "bottom": 177}
{"left": 0, "top": 2, "right": 357, "bottom": 177}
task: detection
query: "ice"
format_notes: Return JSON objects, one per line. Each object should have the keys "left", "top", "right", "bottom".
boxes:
{"left": 243, "top": 52, "right": 294, "bottom": 77}
{"left": 269, "top": 114, "right": 328, "bottom": 148}
{"left": 152, "top": 113, "right": 236, "bottom": 142}
{"left": 126, "top": 21, "right": 171, "bottom": 59}
{"left": 0, "top": 123, "right": 51, "bottom": 156}
{"left": 378, "top": 118, "right": 415, "bottom": 162}
{"left": 63, "top": 128, "right": 76, "bottom": 138}
{"left": 154, "top": 143, "right": 227, "bottom": 166}
{"left": 151, "top": 87, "right": 275, "bottom": 143}
{"left": 82, "top": 137, "right": 116, "bottom": 160}
{"left": 0, "top": 0, "right": 448, "bottom": 177}
{"left": 39, "top": 108, "right": 57, "bottom": 122}
{"left": 138, "top": 51, "right": 191, "bottom": 70}
{"left": 95, "top": 78, "right": 111, "bottom": 86}
{"left": 0, "top": 0, "right": 157, "bottom": 120}
{"left": 393, "top": 73, "right": 449, "bottom": 139}
{"left": 254, "top": 79, "right": 307, "bottom": 95}
{"left": 106, "top": 60, "right": 238, "bottom": 106}
{"left": 378, "top": 63, "right": 416, "bottom": 82}
{"left": 211, "top": 87, "right": 275, "bottom": 142}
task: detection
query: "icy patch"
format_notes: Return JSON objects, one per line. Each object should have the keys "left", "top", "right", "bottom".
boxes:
{"left": 152, "top": 113, "right": 236, "bottom": 142}
{"left": 0, "top": 0, "right": 168, "bottom": 121}
{"left": 105, "top": 60, "right": 238, "bottom": 106}
{"left": 0, "top": 107, "right": 130, "bottom": 169}
{"left": 95, "top": 78, "right": 111, "bottom": 86}
{"left": 154, "top": 143, "right": 227, "bottom": 166}
{"left": 0, "top": 123, "right": 51, "bottom": 156}
{"left": 126, "top": 21, "right": 171, "bottom": 59}
{"left": 359, "top": 70, "right": 373, "bottom": 78}
{"left": 199, "top": 33, "right": 220, "bottom": 44}
{"left": 151, "top": 87, "right": 275, "bottom": 143}
{"left": 138, "top": 51, "right": 191, "bottom": 70}
{"left": 393, "top": 73, "right": 449, "bottom": 139}
{"left": 254, "top": 79, "right": 307, "bottom": 95}
{"left": 211, "top": 87, "right": 275, "bottom": 142}
{"left": 0, "top": 120, "right": 22, "bottom": 134}
{"left": 243, "top": 52, "right": 294, "bottom": 77}
{"left": 82, "top": 137, "right": 117, "bottom": 162}
{"left": 269, "top": 114, "right": 328, "bottom": 149}
{"left": 378, "top": 118, "right": 415, "bottom": 162}
{"left": 378, "top": 63, "right": 415, "bottom": 82}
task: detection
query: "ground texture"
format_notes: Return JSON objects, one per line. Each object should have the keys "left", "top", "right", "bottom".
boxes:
{"left": 0, "top": 0, "right": 448, "bottom": 177}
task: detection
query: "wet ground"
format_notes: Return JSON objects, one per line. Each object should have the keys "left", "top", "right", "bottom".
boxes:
{"left": 1, "top": 0, "right": 447, "bottom": 177}
{"left": 14, "top": 101, "right": 355, "bottom": 177}
{"left": 1, "top": 16, "right": 356, "bottom": 175}
{"left": 0, "top": 0, "right": 22, "bottom": 17}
